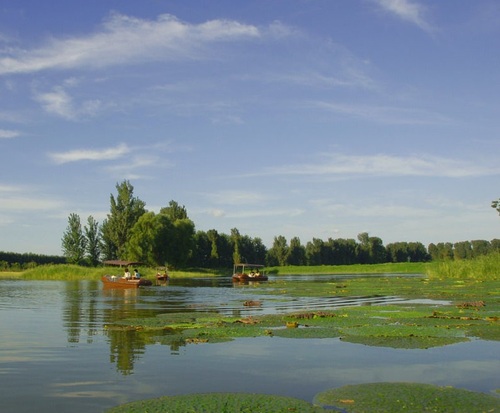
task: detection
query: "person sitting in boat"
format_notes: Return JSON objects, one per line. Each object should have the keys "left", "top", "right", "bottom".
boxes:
{"left": 157, "top": 270, "right": 168, "bottom": 279}
{"left": 133, "top": 269, "right": 141, "bottom": 279}
{"left": 123, "top": 268, "right": 131, "bottom": 279}
{"left": 248, "top": 269, "right": 256, "bottom": 278}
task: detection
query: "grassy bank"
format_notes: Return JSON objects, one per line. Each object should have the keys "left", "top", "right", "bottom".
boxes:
{"left": 18, "top": 264, "right": 224, "bottom": 280}
{"left": 268, "top": 262, "right": 429, "bottom": 275}
{"left": 0, "top": 271, "right": 23, "bottom": 279}
{"left": 21, "top": 264, "right": 107, "bottom": 280}
{"left": 9, "top": 254, "right": 500, "bottom": 281}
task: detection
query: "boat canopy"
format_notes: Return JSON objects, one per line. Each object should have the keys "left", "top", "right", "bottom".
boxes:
{"left": 103, "top": 260, "right": 143, "bottom": 267}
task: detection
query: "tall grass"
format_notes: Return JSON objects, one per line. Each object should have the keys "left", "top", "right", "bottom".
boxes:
{"left": 268, "top": 262, "right": 429, "bottom": 275}
{"left": 20, "top": 264, "right": 224, "bottom": 280}
{"left": 21, "top": 264, "right": 107, "bottom": 280}
{"left": 426, "top": 253, "right": 500, "bottom": 281}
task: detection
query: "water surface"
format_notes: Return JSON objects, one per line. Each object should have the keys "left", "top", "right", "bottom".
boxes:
{"left": 0, "top": 277, "right": 498, "bottom": 412}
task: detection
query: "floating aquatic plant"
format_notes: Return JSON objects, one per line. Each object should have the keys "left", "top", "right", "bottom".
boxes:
{"left": 104, "top": 392, "right": 325, "bottom": 413}
{"left": 314, "top": 382, "right": 500, "bottom": 413}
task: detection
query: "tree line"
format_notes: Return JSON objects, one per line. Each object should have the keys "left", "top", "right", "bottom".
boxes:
{"left": 54, "top": 180, "right": 500, "bottom": 269}
{"left": 0, "top": 251, "right": 66, "bottom": 271}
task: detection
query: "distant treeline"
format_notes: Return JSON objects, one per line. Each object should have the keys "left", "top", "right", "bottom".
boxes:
{"left": 0, "top": 251, "right": 66, "bottom": 271}
{"left": 2, "top": 238, "right": 500, "bottom": 271}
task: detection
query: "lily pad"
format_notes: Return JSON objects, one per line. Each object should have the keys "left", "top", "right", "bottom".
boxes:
{"left": 105, "top": 392, "right": 325, "bottom": 413}
{"left": 313, "top": 382, "right": 500, "bottom": 413}
{"left": 272, "top": 326, "right": 340, "bottom": 339}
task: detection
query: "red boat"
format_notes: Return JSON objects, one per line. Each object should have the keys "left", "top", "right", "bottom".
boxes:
{"left": 232, "top": 263, "right": 268, "bottom": 282}
{"left": 101, "top": 275, "right": 152, "bottom": 288}
{"left": 101, "top": 260, "right": 152, "bottom": 288}
{"left": 155, "top": 267, "right": 170, "bottom": 285}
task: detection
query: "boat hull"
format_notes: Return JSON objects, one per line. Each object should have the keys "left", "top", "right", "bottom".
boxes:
{"left": 101, "top": 275, "right": 152, "bottom": 288}
{"left": 232, "top": 274, "right": 268, "bottom": 282}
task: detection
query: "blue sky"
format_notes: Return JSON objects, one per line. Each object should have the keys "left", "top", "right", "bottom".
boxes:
{"left": 1, "top": 0, "right": 499, "bottom": 255}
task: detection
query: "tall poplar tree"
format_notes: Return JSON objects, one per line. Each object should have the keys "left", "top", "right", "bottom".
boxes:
{"left": 84, "top": 215, "right": 101, "bottom": 266}
{"left": 100, "top": 180, "right": 146, "bottom": 260}
{"left": 61, "top": 213, "right": 86, "bottom": 264}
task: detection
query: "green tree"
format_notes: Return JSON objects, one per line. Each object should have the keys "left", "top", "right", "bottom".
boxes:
{"left": 357, "top": 232, "right": 386, "bottom": 264}
{"left": 84, "top": 215, "right": 101, "bottom": 266}
{"left": 305, "top": 238, "right": 324, "bottom": 265}
{"left": 125, "top": 212, "right": 175, "bottom": 266}
{"left": 453, "top": 241, "right": 472, "bottom": 260}
{"left": 62, "top": 213, "right": 87, "bottom": 264}
{"left": 434, "top": 242, "right": 454, "bottom": 260}
{"left": 288, "top": 237, "right": 306, "bottom": 265}
{"left": 490, "top": 238, "right": 500, "bottom": 253}
{"left": 492, "top": 198, "right": 500, "bottom": 215}
{"left": 268, "top": 235, "right": 289, "bottom": 266}
{"left": 101, "top": 180, "right": 146, "bottom": 259}
{"left": 160, "top": 200, "right": 188, "bottom": 221}
{"left": 428, "top": 243, "right": 439, "bottom": 261}
{"left": 230, "top": 228, "right": 241, "bottom": 264}
{"left": 169, "top": 218, "right": 195, "bottom": 268}
{"left": 207, "top": 229, "right": 220, "bottom": 262}
{"left": 470, "top": 240, "right": 491, "bottom": 258}
{"left": 407, "top": 242, "right": 429, "bottom": 262}
{"left": 191, "top": 231, "right": 211, "bottom": 267}
{"left": 217, "top": 233, "right": 234, "bottom": 268}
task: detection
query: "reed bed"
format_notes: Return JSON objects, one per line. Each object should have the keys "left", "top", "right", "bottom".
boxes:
{"left": 425, "top": 253, "right": 500, "bottom": 281}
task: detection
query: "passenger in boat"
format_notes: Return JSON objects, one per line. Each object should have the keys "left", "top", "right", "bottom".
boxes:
{"left": 248, "top": 270, "right": 255, "bottom": 278}
{"left": 134, "top": 269, "right": 141, "bottom": 279}
{"left": 157, "top": 270, "right": 168, "bottom": 279}
{"left": 123, "top": 268, "right": 131, "bottom": 279}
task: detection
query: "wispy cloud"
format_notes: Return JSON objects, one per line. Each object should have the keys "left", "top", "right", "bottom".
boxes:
{"left": 0, "top": 184, "right": 65, "bottom": 213}
{"left": 34, "top": 86, "right": 102, "bottom": 120}
{"left": 372, "top": 0, "right": 434, "bottom": 32}
{"left": 205, "top": 190, "right": 269, "bottom": 206}
{"left": 206, "top": 207, "right": 303, "bottom": 219}
{"left": 0, "top": 13, "right": 261, "bottom": 75}
{"left": 310, "top": 101, "right": 449, "bottom": 125}
{"left": 0, "top": 129, "right": 20, "bottom": 139}
{"left": 48, "top": 143, "right": 131, "bottom": 164}
{"left": 265, "top": 153, "right": 500, "bottom": 178}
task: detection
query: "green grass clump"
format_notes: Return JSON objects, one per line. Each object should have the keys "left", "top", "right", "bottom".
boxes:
{"left": 426, "top": 253, "right": 500, "bottom": 281}
{"left": 104, "top": 384, "right": 500, "bottom": 413}
{"left": 105, "top": 392, "right": 325, "bottom": 413}
{"left": 314, "top": 382, "right": 500, "bottom": 413}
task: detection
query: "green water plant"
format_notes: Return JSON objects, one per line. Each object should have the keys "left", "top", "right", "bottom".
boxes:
{"left": 313, "top": 382, "right": 500, "bottom": 413}
{"left": 105, "top": 392, "right": 325, "bottom": 413}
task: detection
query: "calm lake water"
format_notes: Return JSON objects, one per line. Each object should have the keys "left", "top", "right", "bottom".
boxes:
{"left": 0, "top": 275, "right": 498, "bottom": 412}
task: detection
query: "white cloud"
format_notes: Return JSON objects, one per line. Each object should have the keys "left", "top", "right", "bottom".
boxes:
{"left": 0, "top": 196, "right": 64, "bottom": 211}
{"left": 373, "top": 0, "right": 434, "bottom": 32}
{"left": 34, "top": 86, "right": 102, "bottom": 120}
{"left": 0, "top": 184, "right": 23, "bottom": 193}
{"left": 0, "top": 185, "right": 65, "bottom": 213}
{"left": 34, "top": 87, "right": 74, "bottom": 119}
{"left": 225, "top": 208, "right": 304, "bottom": 219}
{"left": 311, "top": 101, "right": 449, "bottom": 125}
{"left": 0, "top": 129, "right": 20, "bottom": 139}
{"left": 48, "top": 143, "right": 131, "bottom": 164}
{"left": 265, "top": 153, "right": 500, "bottom": 178}
{"left": 0, "top": 13, "right": 261, "bottom": 75}
{"left": 205, "top": 190, "right": 269, "bottom": 206}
